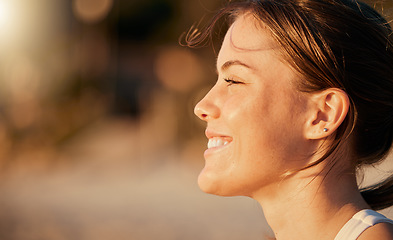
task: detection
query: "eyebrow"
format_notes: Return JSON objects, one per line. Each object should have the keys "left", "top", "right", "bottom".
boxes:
{"left": 219, "top": 60, "right": 254, "bottom": 72}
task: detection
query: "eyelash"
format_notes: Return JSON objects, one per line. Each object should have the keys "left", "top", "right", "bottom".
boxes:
{"left": 224, "top": 78, "right": 243, "bottom": 86}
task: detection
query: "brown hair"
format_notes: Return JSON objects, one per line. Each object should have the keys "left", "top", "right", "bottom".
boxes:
{"left": 185, "top": 0, "right": 393, "bottom": 210}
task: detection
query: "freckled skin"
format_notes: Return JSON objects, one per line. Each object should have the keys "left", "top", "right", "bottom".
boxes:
{"left": 194, "top": 12, "right": 393, "bottom": 240}
{"left": 194, "top": 14, "right": 312, "bottom": 198}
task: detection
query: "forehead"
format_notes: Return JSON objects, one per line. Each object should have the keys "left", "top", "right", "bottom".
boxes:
{"left": 224, "top": 13, "right": 279, "bottom": 52}
{"left": 216, "top": 13, "right": 282, "bottom": 71}
{"left": 217, "top": 13, "right": 300, "bottom": 86}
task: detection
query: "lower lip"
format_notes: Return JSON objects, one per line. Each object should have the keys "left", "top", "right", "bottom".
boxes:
{"left": 204, "top": 142, "right": 232, "bottom": 157}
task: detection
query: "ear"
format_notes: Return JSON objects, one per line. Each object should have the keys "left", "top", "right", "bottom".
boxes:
{"left": 304, "top": 88, "right": 349, "bottom": 140}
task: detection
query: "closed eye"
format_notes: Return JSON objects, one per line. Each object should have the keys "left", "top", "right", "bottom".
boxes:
{"left": 224, "top": 78, "right": 244, "bottom": 86}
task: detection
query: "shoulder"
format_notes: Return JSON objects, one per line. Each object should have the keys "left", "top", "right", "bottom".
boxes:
{"left": 357, "top": 223, "right": 393, "bottom": 240}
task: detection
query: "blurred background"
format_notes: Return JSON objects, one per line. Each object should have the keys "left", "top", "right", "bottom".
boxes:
{"left": 0, "top": 0, "right": 391, "bottom": 239}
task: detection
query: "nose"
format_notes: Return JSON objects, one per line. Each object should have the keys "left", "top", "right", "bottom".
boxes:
{"left": 194, "top": 89, "right": 220, "bottom": 121}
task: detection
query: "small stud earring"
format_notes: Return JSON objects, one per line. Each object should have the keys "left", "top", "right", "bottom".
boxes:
{"left": 323, "top": 128, "right": 328, "bottom": 132}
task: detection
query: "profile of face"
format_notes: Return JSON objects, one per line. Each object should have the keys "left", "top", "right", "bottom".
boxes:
{"left": 194, "top": 13, "right": 315, "bottom": 198}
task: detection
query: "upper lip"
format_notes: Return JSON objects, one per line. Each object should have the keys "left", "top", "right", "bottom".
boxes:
{"left": 205, "top": 129, "right": 232, "bottom": 140}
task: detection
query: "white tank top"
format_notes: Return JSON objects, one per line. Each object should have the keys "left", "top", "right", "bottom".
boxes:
{"left": 334, "top": 209, "right": 393, "bottom": 240}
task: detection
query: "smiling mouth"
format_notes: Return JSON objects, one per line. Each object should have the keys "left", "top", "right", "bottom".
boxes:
{"left": 207, "top": 137, "right": 231, "bottom": 149}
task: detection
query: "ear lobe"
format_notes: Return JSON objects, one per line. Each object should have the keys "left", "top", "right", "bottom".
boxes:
{"left": 305, "top": 88, "right": 349, "bottom": 140}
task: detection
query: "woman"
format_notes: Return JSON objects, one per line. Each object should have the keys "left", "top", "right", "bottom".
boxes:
{"left": 187, "top": 0, "right": 393, "bottom": 239}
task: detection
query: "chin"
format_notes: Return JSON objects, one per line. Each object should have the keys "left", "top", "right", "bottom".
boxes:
{"left": 197, "top": 171, "right": 239, "bottom": 197}
{"left": 198, "top": 171, "right": 222, "bottom": 195}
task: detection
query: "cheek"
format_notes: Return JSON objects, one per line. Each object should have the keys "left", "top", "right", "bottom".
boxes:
{"left": 233, "top": 91, "right": 303, "bottom": 166}
{"left": 228, "top": 96, "right": 280, "bottom": 167}
{"left": 198, "top": 87, "right": 308, "bottom": 196}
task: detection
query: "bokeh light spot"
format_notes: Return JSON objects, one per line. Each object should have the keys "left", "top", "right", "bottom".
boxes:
{"left": 72, "top": 0, "right": 113, "bottom": 24}
{"left": 154, "top": 47, "right": 203, "bottom": 93}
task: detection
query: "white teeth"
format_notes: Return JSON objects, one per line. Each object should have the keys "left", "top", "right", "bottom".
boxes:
{"left": 207, "top": 138, "right": 229, "bottom": 149}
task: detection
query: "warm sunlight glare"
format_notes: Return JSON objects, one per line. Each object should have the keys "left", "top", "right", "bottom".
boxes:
{"left": 0, "top": 1, "right": 13, "bottom": 31}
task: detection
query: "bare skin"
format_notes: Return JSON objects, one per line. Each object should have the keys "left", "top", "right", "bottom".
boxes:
{"left": 194, "top": 13, "right": 393, "bottom": 239}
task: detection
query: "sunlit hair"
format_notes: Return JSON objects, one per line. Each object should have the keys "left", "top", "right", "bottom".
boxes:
{"left": 184, "top": 0, "right": 393, "bottom": 210}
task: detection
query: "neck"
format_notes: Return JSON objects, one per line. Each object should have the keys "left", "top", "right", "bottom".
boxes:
{"left": 253, "top": 165, "right": 369, "bottom": 240}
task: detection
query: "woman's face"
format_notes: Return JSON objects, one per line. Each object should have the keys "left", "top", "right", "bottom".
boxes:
{"left": 194, "top": 14, "right": 312, "bottom": 198}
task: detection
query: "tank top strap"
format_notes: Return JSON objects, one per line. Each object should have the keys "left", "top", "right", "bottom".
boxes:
{"left": 334, "top": 209, "right": 393, "bottom": 240}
